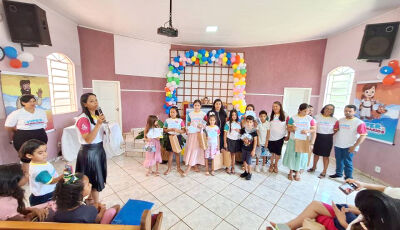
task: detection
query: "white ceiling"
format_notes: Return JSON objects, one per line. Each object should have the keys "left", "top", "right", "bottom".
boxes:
{"left": 37, "top": 0, "right": 400, "bottom": 47}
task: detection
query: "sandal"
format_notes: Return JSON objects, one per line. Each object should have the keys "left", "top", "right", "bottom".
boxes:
{"left": 230, "top": 167, "right": 235, "bottom": 175}
{"left": 210, "top": 171, "right": 215, "bottom": 176}
{"left": 288, "top": 173, "right": 293, "bottom": 181}
{"left": 273, "top": 164, "right": 278, "bottom": 173}
{"left": 307, "top": 168, "right": 316, "bottom": 173}
{"left": 225, "top": 167, "right": 231, "bottom": 174}
{"left": 153, "top": 171, "right": 160, "bottom": 176}
{"left": 318, "top": 173, "right": 326, "bottom": 178}
{"left": 294, "top": 173, "right": 301, "bottom": 181}
{"left": 205, "top": 172, "right": 210, "bottom": 176}
{"left": 269, "top": 164, "right": 274, "bottom": 173}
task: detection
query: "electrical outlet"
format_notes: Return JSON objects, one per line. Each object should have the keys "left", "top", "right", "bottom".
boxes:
{"left": 375, "top": 166, "right": 381, "bottom": 173}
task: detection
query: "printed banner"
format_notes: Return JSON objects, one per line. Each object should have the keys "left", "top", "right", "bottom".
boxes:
{"left": 354, "top": 81, "right": 400, "bottom": 145}
{"left": 1, "top": 72, "right": 54, "bottom": 131}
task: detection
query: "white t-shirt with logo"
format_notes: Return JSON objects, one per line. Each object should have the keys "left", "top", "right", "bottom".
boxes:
{"left": 257, "top": 120, "right": 270, "bottom": 145}
{"left": 334, "top": 117, "right": 367, "bottom": 149}
{"left": 75, "top": 113, "right": 104, "bottom": 144}
{"left": 29, "top": 162, "right": 57, "bottom": 196}
{"left": 288, "top": 114, "right": 315, "bottom": 140}
{"left": 269, "top": 114, "right": 288, "bottom": 141}
{"left": 314, "top": 114, "right": 337, "bottom": 134}
{"left": 5, "top": 108, "right": 47, "bottom": 130}
{"left": 224, "top": 121, "right": 241, "bottom": 140}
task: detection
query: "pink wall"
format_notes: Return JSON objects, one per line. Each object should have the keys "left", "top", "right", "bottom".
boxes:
{"left": 319, "top": 7, "right": 400, "bottom": 186}
{"left": 78, "top": 27, "right": 327, "bottom": 131}
{"left": 172, "top": 41, "right": 326, "bottom": 113}
{"left": 0, "top": 2, "right": 83, "bottom": 164}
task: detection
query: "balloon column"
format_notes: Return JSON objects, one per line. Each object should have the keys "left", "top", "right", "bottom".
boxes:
{"left": 379, "top": 60, "right": 400, "bottom": 85}
{"left": 1, "top": 46, "right": 34, "bottom": 68}
{"left": 164, "top": 49, "right": 248, "bottom": 116}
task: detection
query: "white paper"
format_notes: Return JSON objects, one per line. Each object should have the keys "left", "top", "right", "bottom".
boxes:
{"left": 294, "top": 129, "right": 307, "bottom": 140}
{"left": 147, "top": 128, "right": 163, "bottom": 138}
{"left": 168, "top": 122, "right": 181, "bottom": 130}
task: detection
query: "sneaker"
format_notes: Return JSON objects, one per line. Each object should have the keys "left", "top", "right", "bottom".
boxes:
{"left": 262, "top": 166, "right": 267, "bottom": 172}
{"left": 255, "top": 165, "right": 260, "bottom": 172}
{"left": 246, "top": 173, "right": 252, "bottom": 180}
{"left": 329, "top": 174, "right": 341, "bottom": 179}
{"left": 240, "top": 171, "right": 248, "bottom": 178}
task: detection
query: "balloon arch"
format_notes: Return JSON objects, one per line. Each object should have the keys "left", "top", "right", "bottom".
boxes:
{"left": 163, "top": 49, "right": 248, "bottom": 116}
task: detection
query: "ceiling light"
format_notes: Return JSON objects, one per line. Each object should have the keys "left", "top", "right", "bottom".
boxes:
{"left": 206, "top": 26, "right": 218, "bottom": 32}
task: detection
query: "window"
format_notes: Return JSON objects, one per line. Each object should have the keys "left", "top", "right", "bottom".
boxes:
{"left": 47, "top": 53, "right": 77, "bottom": 114}
{"left": 324, "top": 66, "right": 355, "bottom": 118}
{"left": 171, "top": 50, "right": 243, "bottom": 109}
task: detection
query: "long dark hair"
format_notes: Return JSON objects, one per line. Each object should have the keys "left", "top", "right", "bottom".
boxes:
{"left": 169, "top": 106, "right": 180, "bottom": 118}
{"left": 228, "top": 109, "right": 239, "bottom": 133}
{"left": 0, "top": 164, "right": 25, "bottom": 213}
{"left": 80, "top": 93, "right": 98, "bottom": 125}
{"left": 53, "top": 173, "right": 85, "bottom": 211}
{"left": 145, "top": 115, "right": 159, "bottom": 136}
{"left": 271, "top": 101, "right": 285, "bottom": 122}
{"left": 207, "top": 113, "right": 217, "bottom": 126}
{"left": 355, "top": 189, "right": 400, "bottom": 230}
{"left": 212, "top": 99, "right": 226, "bottom": 113}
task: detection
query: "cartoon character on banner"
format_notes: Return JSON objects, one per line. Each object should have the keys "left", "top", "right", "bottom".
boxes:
{"left": 359, "top": 83, "right": 377, "bottom": 120}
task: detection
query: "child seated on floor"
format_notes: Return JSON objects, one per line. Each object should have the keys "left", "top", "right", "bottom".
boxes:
{"left": 19, "top": 139, "right": 63, "bottom": 206}
{"left": 53, "top": 171, "right": 120, "bottom": 224}
{"left": 0, "top": 163, "right": 53, "bottom": 221}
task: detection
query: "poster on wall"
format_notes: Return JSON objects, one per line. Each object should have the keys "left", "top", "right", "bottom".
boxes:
{"left": 0, "top": 72, "right": 54, "bottom": 131}
{"left": 354, "top": 80, "right": 400, "bottom": 145}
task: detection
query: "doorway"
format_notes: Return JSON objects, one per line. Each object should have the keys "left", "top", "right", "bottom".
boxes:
{"left": 92, "top": 80, "right": 122, "bottom": 129}
{"left": 283, "top": 88, "right": 312, "bottom": 117}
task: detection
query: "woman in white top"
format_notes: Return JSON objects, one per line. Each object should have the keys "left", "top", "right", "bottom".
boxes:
{"left": 75, "top": 93, "right": 107, "bottom": 205}
{"left": 308, "top": 104, "right": 337, "bottom": 178}
{"left": 267, "top": 101, "right": 289, "bottom": 173}
{"left": 5, "top": 94, "right": 48, "bottom": 164}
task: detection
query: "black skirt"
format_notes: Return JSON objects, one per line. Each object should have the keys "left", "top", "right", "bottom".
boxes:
{"left": 13, "top": 129, "right": 48, "bottom": 163}
{"left": 165, "top": 134, "right": 184, "bottom": 152}
{"left": 76, "top": 142, "right": 107, "bottom": 192}
{"left": 227, "top": 139, "right": 241, "bottom": 153}
{"left": 313, "top": 133, "right": 333, "bottom": 157}
{"left": 267, "top": 137, "right": 285, "bottom": 155}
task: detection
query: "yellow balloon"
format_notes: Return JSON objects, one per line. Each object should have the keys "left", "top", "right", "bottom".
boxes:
{"left": 223, "top": 57, "right": 228, "bottom": 62}
{"left": 243, "top": 91, "right": 246, "bottom": 94}
{"left": 205, "top": 51, "right": 209, "bottom": 57}
{"left": 235, "top": 69, "right": 240, "bottom": 74}
{"left": 191, "top": 56, "right": 196, "bottom": 62}
{"left": 232, "top": 64, "right": 238, "bottom": 69}
{"left": 240, "top": 108, "right": 245, "bottom": 113}
{"left": 240, "top": 58, "right": 244, "bottom": 63}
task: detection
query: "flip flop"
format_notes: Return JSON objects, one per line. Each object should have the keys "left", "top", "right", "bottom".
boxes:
{"left": 307, "top": 168, "right": 316, "bottom": 172}
{"left": 318, "top": 173, "right": 326, "bottom": 178}
{"left": 205, "top": 172, "right": 210, "bottom": 176}
{"left": 295, "top": 174, "right": 301, "bottom": 181}
{"left": 288, "top": 173, "right": 293, "bottom": 181}
{"left": 225, "top": 167, "right": 231, "bottom": 174}
{"left": 210, "top": 171, "right": 215, "bottom": 176}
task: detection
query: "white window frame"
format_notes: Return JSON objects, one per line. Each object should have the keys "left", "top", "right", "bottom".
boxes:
{"left": 323, "top": 66, "right": 355, "bottom": 118}
{"left": 46, "top": 53, "right": 77, "bottom": 114}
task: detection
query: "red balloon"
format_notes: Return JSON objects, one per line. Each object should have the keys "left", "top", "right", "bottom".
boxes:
{"left": 195, "top": 59, "right": 199, "bottom": 65}
{"left": 388, "top": 60, "right": 399, "bottom": 69}
{"left": 382, "top": 74, "right": 396, "bottom": 85}
{"left": 235, "top": 55, "right": 240, "bottom": 64}
{"left": 10, "top": 59, "right": 22, "bottom": 68}
{"left": 392, "top": 67, "right": 400, "bottom": 76}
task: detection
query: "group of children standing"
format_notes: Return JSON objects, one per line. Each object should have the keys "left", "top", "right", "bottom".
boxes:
{"left": 143, "top": 100, "right": 290, "bottom": 181}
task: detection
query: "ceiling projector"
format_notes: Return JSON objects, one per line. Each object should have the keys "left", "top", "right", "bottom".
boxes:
{"left": 157, "top": 0, "right": 178, "bottom": 38}
{"left": 157, "top": 26, "right": 178, "bottom": 37}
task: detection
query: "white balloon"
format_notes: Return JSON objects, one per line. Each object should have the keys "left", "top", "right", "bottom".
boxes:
{"left": 376, "top": 74, "right": 385, "bottom": 80}
{"left": 194, "top": 52, "right": 198, "bottom": 57}
{"left": 173, "top": 73, "right": 178, "bottom": 78}
{"left": 17, "top": 52, "right": 34, "bottom": 62}
{"left": 211, "top": 57, "right": 216, "bottom": 62}
{"left": 212, "top": 50, "right": 217, "bottom": 55}
{"left": 167, "top": 72, "right": 173, "bottom": 77}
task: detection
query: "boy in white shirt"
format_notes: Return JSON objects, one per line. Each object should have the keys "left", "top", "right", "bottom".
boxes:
{"left": 255, "top": 110, "right": 270, "bottom": 172}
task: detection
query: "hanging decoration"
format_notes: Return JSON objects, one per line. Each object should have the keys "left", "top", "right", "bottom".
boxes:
{"left": 379, "top": 59, "right": 399, "bottom": 85}
{"left": 163, "top": 49, "right": 247, "bottom": 116}
{"left": 0, "top": 46, "right": 34, "bottom": 69}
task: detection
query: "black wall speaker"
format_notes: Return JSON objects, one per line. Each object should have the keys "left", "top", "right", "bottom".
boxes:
{"left": 2, "top": 0, "right": 52, "bottom": 46}
{"left": 357, "top": 22, "right": 399, "bottom": 60}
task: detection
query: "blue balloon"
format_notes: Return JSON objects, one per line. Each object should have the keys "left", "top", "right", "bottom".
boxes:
{"left": 185, "top": 52, "right": 190, "bottom": 58}
{"left": 380, "top": 66, "right": 393, "bottom": 74}
{"left": 226, "top": 52, "right": 232, "bottom": 58}
{"left": 189, "top": 50, "right": 194, "bottom": 56}
{"left": 21, "top": 62, "right": 29, "bottom": 68}
{"left": 227, "top": 60, "right": 231, "bottom": 65}
{"left": 4, "top": 46, "right": 17, "bottom": 59}
{"left": 208, "top": 57, "right": 212, "bottom": 63}
{"left": 202, "top": 57, "right": 207, "bottom": 62}
{"left": 163, "top": 104, "right": 167, "bottom": 109}
{"left": 174, "top": 56, "right": 180, "bottom": 63}
{"left": 178, "top": 65, "right": 184, "bottom": 71}
{"left": 220, "top": 48, "right": 225, "bottom": 54}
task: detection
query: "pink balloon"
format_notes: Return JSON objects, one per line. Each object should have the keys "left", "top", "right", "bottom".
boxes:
{"left": 231, "top": 57, "right": 236, "bottom": 62}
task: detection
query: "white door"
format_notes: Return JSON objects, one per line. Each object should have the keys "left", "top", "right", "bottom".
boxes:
{"left": 283, "top": 88, "right": 312, "bottom": 117}
{"left": 92, "top": 80, "right": 122, "bottom": 129}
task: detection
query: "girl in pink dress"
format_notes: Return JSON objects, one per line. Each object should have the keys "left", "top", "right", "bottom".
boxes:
{"left": 143, "top": 115, "right": 162, "bottom": 176}
{"left": 204, "top": 113, "right": 220, "bottom": 176}
{"left": 183, "top": 100, "right": 206, "bottom": 176}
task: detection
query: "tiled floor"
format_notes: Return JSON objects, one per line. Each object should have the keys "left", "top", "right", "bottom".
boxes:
{"left": 29, "top": 149, "right": 382, "bottom": 230}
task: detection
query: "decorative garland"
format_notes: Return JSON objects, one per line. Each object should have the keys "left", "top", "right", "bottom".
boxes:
{"left": 163, "top": 49, "right": 248, "bottom": 116}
